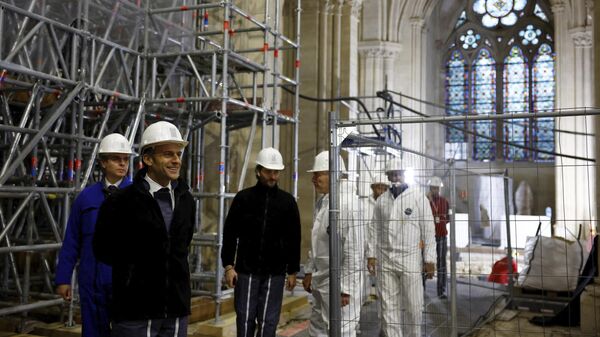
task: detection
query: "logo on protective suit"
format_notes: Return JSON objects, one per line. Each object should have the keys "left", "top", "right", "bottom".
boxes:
{"left": 404, "top": 208, "right": 413, "bottom": 215}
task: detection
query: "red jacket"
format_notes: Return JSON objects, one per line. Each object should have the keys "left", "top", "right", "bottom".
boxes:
{"left": 429, "top": 195, "right": 449, "bottom": 237}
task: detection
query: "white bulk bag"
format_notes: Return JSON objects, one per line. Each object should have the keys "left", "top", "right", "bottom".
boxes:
{"left": 518, "top": 235, "right": 589, "bottom": 292}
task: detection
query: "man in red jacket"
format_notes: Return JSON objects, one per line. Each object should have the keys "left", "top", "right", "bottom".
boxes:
{"left": 426, "top": 176, "right": 450, "bottom": 299}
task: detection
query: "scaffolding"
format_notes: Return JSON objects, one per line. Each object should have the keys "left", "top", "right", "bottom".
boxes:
{"left": 0, "top": 0, "right": 301, "bottom": 325}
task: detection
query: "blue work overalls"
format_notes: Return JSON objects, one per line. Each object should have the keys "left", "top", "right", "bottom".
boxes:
{"left": 55, "top": 178, "right": 131, "bottom": 337}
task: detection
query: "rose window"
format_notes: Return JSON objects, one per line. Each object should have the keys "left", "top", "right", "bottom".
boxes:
{"left": 473, "top": 0, "right": 528, "bottom": 28}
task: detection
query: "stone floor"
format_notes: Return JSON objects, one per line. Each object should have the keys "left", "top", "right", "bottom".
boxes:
{"left": 276, "top": 276, "right": 594, "bottom": 337}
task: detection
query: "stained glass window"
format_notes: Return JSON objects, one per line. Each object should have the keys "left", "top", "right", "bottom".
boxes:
{"left": 503, "top": 46, "right": 529, "bottom": 161}
{"left": 446, "top": 51, "right": 467, "bottom": 144}
{"left": 456, "top": 11, "right": 467, "bottom": 28}
{"left": 520, "top": 25, "right": 542, "bottom": 45}
{"left": 533, "top": 44, "right": 555, "bottom": 161}
{"left": 460, "top": 30, "right": 481, "bottom": 49}
{"left": 473, "top": 0, "right": 528, "bottom": 27}
{"left": 472, "top": 49, "right": 496, "bottom": 161}
{"left": 534, "top": 4, "right": 549, "bottom": 22}
{"left": 445, "top": 0, "right": 554, "bottom": 162}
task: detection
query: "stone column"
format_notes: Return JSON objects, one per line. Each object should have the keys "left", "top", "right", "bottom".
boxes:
{"left": 553, "top": 0, "right": 597, "bottom": 240}
{"left": 552, "top": 0, "right": 579, "bottom": 240}
{"left": 594, "top": 0, "right": 600, "bottom": 280}
{"left": 403, "top": 17, "right": 426, "bottom": 168}
{"left": 339, "top": 1, "right": 362, "bottom": 119}
{"left": 317, "top": 1, "right": 334, "bottom": 151}
{"left": 296, "top": 0, "right": 330, "bottom": 261}
{"left": 571, "top": 27, "right": 596, "bottom": 238}
{"left": 357, "top": 41, "right": 402, "bottom": 109}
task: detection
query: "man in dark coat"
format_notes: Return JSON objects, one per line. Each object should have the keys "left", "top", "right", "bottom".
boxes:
{"left": 94, "top": 121, "right": 194, "bottom": 337}
{"left": 221, "top": 147, "right": 301, "bottom": 337}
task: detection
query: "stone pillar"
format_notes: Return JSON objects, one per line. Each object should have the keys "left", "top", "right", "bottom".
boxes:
{"left": 553, "top": 0, "right": 596, "bottom": 240}
{"left": 357, "top": 41, "right": 402, "bottom": 110}
{"left": 403, "top": 17, "right": 426, "bottom": 168}
{"left": 340, "top": 1, "right": 361, "bottom": 119}
{"left": 296, "top": 0, "right": 330, "bottom": 261}
{"left": 593, "top": 0, "right": 600, "bottom": 279}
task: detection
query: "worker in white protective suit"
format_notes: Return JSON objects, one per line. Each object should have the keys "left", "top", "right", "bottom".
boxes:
{"left": 364, "top": 173, "right": 391, "bottom": 222}
{"left": 363, "top": 174, "right": 390, "bottom": 298}
{"left": 366, "top": 158, "right": 436, "bottom": 337}
{"left": 303, "top": 151, "right": 362, "bottom": 337}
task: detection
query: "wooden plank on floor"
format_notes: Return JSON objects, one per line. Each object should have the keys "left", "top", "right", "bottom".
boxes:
{"left": 190, "top": 297, "right": 235, "bottom": 323}
{"left": 32, "top": 322, "right": 81, "bottom": 337}
{"left": 189, "top": 295, "right": 308, "bottom": 337}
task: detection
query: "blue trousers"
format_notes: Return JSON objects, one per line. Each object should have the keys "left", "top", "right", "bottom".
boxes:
{"left": 111, "top": 317, "right": 188, "bottom": 337}
{"left": 80, "top": 283, "right": 111, "bottom": 337}
{"left": 234, "top": 273, "right": 285, "bottom": 337}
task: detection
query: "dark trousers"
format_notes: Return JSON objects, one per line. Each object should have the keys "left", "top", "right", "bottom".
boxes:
{"left": 436, "top": 236, "right": 448, "bottom": 296}
{"left": 234, "top": 273, "right": 285, "bottom": 337}
{"left": 111, "top": 316, "right": 187, "bottom": 337}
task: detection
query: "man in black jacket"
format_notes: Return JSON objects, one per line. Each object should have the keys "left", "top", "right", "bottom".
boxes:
{"left": 221, "top": 147, "right": 301, "bottom": 337}
{"left": 94, "top": 121, "right": 194, "bottom": 337}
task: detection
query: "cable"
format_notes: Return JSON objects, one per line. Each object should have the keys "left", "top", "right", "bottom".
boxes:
{"left": 376, "top": 90, "right": 594, "bottom": 163}
{"left": 383, "top": 89, "right": 596, "bottom": 137}
{"left": 281, "top": 86, "right": 382, "bottom": 138}
{"left": 283, "top": 87, "right": 594, "bottom": 162}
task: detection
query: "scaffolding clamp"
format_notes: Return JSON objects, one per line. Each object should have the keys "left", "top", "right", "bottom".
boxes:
{"left": 0, "top": 70, "right": 7, "bottom": 87}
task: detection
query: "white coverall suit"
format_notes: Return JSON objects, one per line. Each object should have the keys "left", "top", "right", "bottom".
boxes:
{"left": 366, "top": 187, "right": 436, "bottom": 337}
{"left": 306, "top": 183, "right": 363, "bottom": 337}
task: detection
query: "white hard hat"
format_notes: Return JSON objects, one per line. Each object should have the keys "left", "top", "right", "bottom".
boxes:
{"left": 385, "top": 157, "right": 404, "bottom": 172}
{"left": 427, "top": 176, "right": 444, "bottom": 187}
{"left": 307, "top": 151, "right": 346, "bottom": 173}
{"left": 371, "top": 173, "right": 390, "bottom": 186}
{"left": 141, "top": 121, "right": 188, "bottom": 150}
{"left": 256, "top": 147, "right": 284, "bottom": 170}
{"left": 98, "top": 133, "right": 134, "bottom": 155}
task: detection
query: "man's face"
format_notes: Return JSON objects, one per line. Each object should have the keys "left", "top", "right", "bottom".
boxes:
{"left": 371, "top": 183, "right": 388, "bottom": 200}
{"left": 143, "top": 143, "right": 184, "bottom": 186}
{"left": 257, "top": 167, "right": 281, "bottom": 188}
{"left": 312, "top": 171, "right": 329, "bottom": 194}
{"left": 430, "top": 186, "right": 440, "bottom": 197}
{"left": 100, "top": 154, "right": 129, "bottom": 183}
{"left": 387, "top": 170, "right": 405, "bottom": 184}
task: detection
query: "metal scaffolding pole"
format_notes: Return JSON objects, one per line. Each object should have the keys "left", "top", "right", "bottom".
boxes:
{"left": 0, "top": 0, "right": 302, "bottom": 324}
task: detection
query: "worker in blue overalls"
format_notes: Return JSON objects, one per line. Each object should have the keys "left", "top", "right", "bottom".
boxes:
{"left": 55, "top": 133, "right": 134, "bottom": 337}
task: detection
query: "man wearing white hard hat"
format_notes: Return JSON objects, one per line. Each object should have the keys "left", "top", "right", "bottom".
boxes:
{"left": 426, "top": 176, "right": 449, "bottom": 299}
{"left": 55, "top": 133, "right": 133, "bottom": 337}
{"left": 303, "top": 151, "right": 362, "bottom": 337}
{"left": 221, "top": 147, "right": 301, "bottom": 337}
{"left": 366, "top": 157, "right": 435, "bottom": 337}
{"left": 94, "top": 121, "right": 194, "bottom": 337}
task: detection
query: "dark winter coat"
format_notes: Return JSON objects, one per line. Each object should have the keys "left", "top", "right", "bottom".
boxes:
{"left": 221, "top": 181, "right": 301, "bottom": 275}
{"left": 93, "top": 168, "right": 195, "bottom": 322}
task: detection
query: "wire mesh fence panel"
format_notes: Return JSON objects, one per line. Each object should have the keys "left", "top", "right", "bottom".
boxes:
{"left": 327, "top": 96, "right": 600, "bottom": 337}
